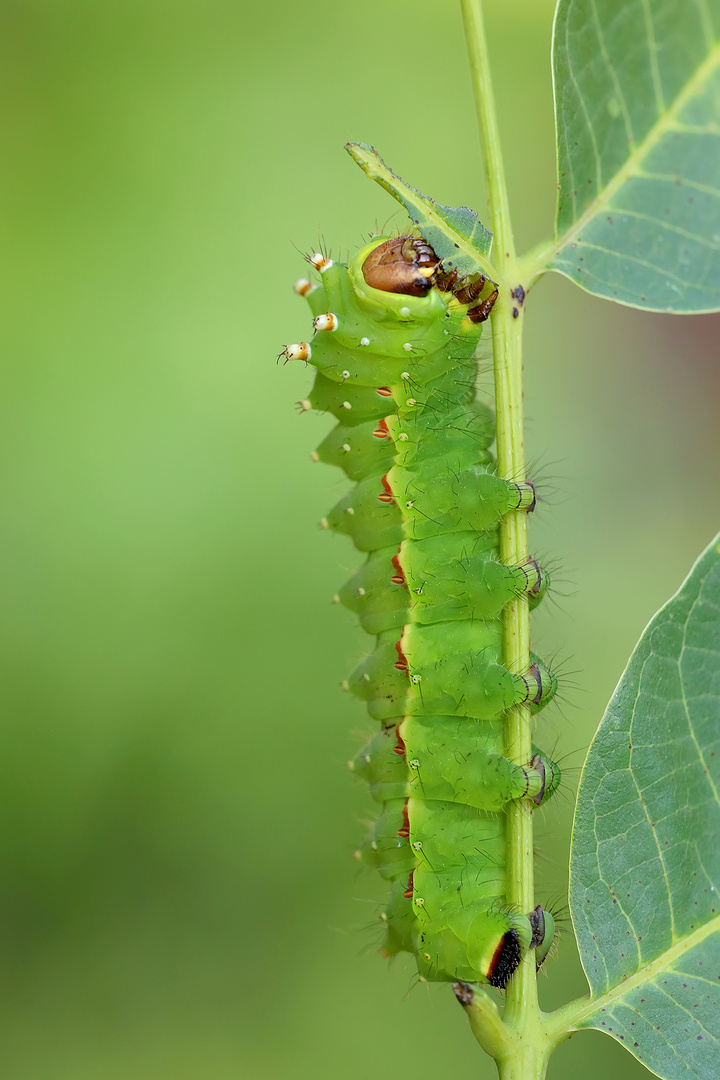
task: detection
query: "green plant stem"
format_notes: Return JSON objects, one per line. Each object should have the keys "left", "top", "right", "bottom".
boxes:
{"left": 460, "top": 0, "right": 544, "bottom": 1074}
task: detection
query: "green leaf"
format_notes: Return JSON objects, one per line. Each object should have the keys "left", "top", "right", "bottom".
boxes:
{"left": 345, "top": 142, "right": 498, "bottom": 282}
{"left": 570, "top": 533, "right": 720, "bottom": 1078}
{"left": 548, "top": 0, "right": 720, "bottom": 312}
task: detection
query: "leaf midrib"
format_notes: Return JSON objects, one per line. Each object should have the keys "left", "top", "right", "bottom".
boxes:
{"left": 554, "top": 911, "right": 720, "bottom": 1033}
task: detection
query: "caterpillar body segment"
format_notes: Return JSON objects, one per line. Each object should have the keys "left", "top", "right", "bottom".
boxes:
{"left": 351, "top": 720, "right": 559, "bottom": 811}
{"left": 314, "top": 419, "right": 397, "bottom": 480}
{"left": 340, "top": 541, "right": 548, "bottom": 634}
{"left": 346, "top": 627, "right": 556, "bottom": 723}
{"left": 286, "top": 234, "right": 558, "bottom": 989}
{"left": 307, "top": 372, "right": 391, "bottom": 423}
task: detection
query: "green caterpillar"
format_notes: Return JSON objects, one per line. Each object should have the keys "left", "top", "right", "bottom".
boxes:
{"left": 283, "top": 234, "right": 559, "bottom": 988}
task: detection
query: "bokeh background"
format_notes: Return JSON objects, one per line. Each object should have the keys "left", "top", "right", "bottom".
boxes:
{"left": 0, "top": 1, "right": 717, "bottom": 1077}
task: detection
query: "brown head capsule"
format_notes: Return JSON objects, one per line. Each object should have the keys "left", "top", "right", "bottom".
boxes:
{"left": 362, "top": 236, "right": 440, "bottom": 296}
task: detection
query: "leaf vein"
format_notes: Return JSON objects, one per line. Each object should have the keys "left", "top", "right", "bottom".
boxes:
{"left": 668, "top": 968, "right": 720, "bottom": 989}
{"left": 640, "top": 0, "right": 666, "bottom": 113}
{"left": 637, "top": 170, "right": 720, "bottom": 199}
{"left": 560, "top": 241, "right": 716, "bottom": 291}
{"left": 677, "top": 596, "right": 720, "bottom": 812}
{"left": 608, "top": 206, "right": 720, "bottom": 249}
{"left": 695, "top": 0, "right": 717, "bottom": 48}
{"left": 610, "top": 1001, "right": 695, "bottom": 1071}
{"left": 589, "top": 0, "right": 636, "bottom": 149}
{"left": 649, "top": 980, "right": 720, "bottom": 1046}
{"left": 564, "top": 9, "right": 603, "bottom": 201}
{"left": 628, "top": 650, "right": 677, "bottom": 941}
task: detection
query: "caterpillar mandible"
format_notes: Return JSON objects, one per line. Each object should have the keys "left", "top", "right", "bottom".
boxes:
{"left": 282, "top": 233, "right": 559, "bottom": 988}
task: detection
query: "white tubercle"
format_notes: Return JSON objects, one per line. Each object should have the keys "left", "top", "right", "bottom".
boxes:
{"left": 359, "top": 337, "right": 370, "bottom": 347}
{"left": 294, "top": 278, "right": 317, "bottom": 297}
{"left": 310, "top": 253, "right": 334, "bottom": 273}
{"left": 313, "top": 312, "right": 338, "bottom": 332}
{"left": 399, "top": 306, "right": 411, "bottom": 318}
{"left": 283, "top": 342, "right": 312, "bottom": 362}
{"left": 403, "top": 342, "right": 413, "bottom": 352}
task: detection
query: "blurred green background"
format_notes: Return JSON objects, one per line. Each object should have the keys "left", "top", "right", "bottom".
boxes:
{"left": 0, "top": 1, "right": 717, "bottom": 1077}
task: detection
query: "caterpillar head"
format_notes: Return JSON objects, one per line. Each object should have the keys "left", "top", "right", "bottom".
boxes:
{"left": 348, "top": 236, "right": 448, "bottom": 323}
{"left": 361, "top": 235, "right": 440, "bottom": 297}
{"left": 356, "top": 234, "right": 498, "bottom": 325}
